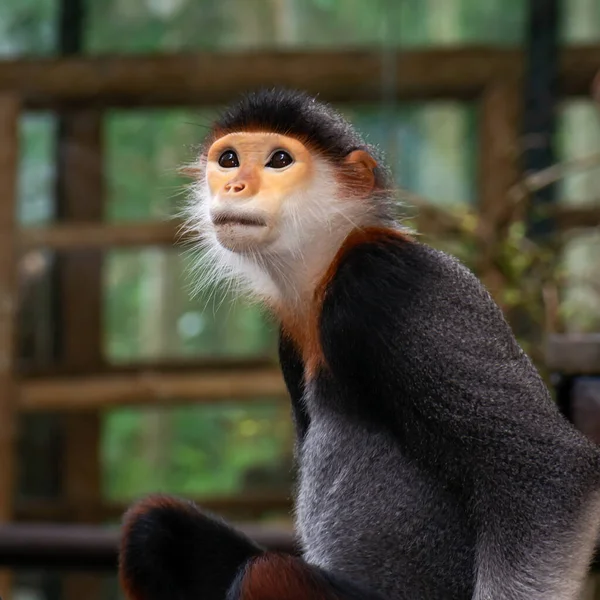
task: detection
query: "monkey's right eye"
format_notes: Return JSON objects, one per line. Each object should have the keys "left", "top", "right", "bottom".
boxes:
{"left": 218, "top": 151, "right": 239, "bottom": 168}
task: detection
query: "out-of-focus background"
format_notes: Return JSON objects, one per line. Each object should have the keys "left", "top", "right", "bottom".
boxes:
{"left": 1, "top": 0, "right": 600, "bottom": 599}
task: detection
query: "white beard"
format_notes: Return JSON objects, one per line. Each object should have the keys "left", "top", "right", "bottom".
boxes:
{"left": 182, "top": 157, "right": 382, "bottom": 309}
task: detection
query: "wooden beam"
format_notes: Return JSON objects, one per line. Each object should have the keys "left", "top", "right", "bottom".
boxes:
{"left": 0, "top": 48, "right": 506, "bottom": 108}
{"left": 53, "top": 104, "right": 105, "bottom": 600}
{"left": 20, "top": 356, "right": 276, "bottom": 378}
{"left": 16, "top": 493, "right": 292, "bottom": 522}
{"left": 19, "top": 367, "right": 287, "bottom": 412}
{"left": 0, "top": 521, "right": 296, "bottom": 570}
{"left": 20, "top": 220, "right": 182, "bottom": 250}
{"left": 522, "top": 0, "right": 560, "bottom": 237}
{"left": 545, "top": 334, "right": 600, "bottom": 374}
{"left": 0, "top": 93, "right": 19, "bottom": 600}
{"left": 17, "top": 202, "right": 600, "bottom": 257}
{"left": 0, "top": 47, "right": 599, "bottom": 110}
{"left": 475, "top": 78, "right": 521, "bottom": 302}
{"left": 54, "top": 109, "right": 105, "bottom": 370}
{"left": 554, "top": 205, "right": 600, "bottom": 231}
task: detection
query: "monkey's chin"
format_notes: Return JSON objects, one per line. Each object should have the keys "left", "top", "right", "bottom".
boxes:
{"left": 213, "top": 224, "right": 275, "bottom": 254}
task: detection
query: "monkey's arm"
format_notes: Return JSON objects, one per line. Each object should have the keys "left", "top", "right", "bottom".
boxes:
{"left": 119, "top": 495, "right": 387, "bottom": 600}
{"left": 320, "top": 233, "right": 600, "bottom": 600}
{"left": 279, "top": 330, "right": 310, "bottom": 446}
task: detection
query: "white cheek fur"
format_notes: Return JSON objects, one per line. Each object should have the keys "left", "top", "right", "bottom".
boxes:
{"left": 182, "top": 156, "right": 377, "bottom": 306}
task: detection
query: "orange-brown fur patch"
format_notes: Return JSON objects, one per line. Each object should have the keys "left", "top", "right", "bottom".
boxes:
{"left": 337, "top": 149, "right": 377, "bottom": 196}
{"left": 278, "top": 227, "right": 412, "bottom": 381}
{"left": 242, "top": 553, "right": 337, "bottom": 600}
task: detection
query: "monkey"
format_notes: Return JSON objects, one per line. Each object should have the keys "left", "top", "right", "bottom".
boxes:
{"left": 119, "top": 87, "right": 600, "bottom": 600}
{"left": 119, "top": 494, "right": 389, "bottom": 600}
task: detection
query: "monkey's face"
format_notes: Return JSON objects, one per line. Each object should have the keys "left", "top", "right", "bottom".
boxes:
{"left": 184, "top": 88, "right": 388, "bottom": 304}
{"left": 204, "top": 132, "right": 319, "bottom": 253}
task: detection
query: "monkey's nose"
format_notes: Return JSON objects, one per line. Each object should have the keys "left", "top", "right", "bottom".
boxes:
{"left": 224, "top": 181, "right": 246, "bottom": 194}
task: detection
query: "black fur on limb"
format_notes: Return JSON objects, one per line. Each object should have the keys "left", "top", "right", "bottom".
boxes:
{"left": 118, "top": 494, "right": 388, "bottom": 600}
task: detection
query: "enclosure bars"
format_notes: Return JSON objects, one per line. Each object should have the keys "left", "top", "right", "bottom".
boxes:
{"left": 53, "top": 0, "right": 105, "bottom": 597}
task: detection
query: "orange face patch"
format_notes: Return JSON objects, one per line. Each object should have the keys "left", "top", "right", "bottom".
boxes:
{"left": 206, "top": 132, "right": 315, "bottom": 214}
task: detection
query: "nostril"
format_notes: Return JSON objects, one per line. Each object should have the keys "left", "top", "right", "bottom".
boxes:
{"left": 225, "top": 182, "right": 246, "bottom": 193}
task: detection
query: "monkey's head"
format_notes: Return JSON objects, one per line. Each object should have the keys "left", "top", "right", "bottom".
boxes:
{"left": 184, "top": 88, "right": 396, "bottom": 303}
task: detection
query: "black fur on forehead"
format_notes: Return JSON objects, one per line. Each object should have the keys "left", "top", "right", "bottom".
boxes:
{"left": 212, "top": 87, "right": 377, "bottom": 162}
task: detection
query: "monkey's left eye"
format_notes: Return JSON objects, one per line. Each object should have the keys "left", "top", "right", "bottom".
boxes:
{"left": 218, "top": 150, "right": 239, "bottom": 168}
{"left": 266, "top": 150, "right": 293, "bottom": 169}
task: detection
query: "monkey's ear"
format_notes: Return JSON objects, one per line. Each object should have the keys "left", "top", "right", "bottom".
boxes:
{"left": 343, "top": 150, "right": 377, "bottom": 195}
{"left": 118, "top": 495, "right": 263, "bottom": 600}
{"left": 178, "top": 163, "right": 202, "bottom": 178}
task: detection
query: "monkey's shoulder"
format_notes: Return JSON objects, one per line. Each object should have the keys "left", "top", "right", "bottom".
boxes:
{"left": 322, "top": 229, "right": 487, "bottom": 323}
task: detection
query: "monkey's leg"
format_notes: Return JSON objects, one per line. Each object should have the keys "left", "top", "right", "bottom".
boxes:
{"left": 119, "top": 494, "right": 389, "bottom": 600}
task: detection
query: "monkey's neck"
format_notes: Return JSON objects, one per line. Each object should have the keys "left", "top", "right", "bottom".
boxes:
{"left": 262, "top": 224, "right": 409, "bottom": 379}
{"left": 257, "top": 222, "right": 354, "bottom": 311}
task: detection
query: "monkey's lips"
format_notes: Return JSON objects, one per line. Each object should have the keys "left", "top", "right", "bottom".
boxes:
{"left": 210, "top": 209, "right": 273, "bottom": 252}
{"left": 211, "top": 210, "right": 268, "bottom": 228}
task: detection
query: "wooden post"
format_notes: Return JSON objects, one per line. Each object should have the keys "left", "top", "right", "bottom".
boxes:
{"left": 522, "top": 0, "right": 560, "bottom": 237}
{"left": 476, "top": 79, "right": 521, "bottom": 304}
{"left": 55, "top": 109, "right": 105, "bottom": 600}
{"left": 0, "top": 94, "right": 20, "bottom": 600}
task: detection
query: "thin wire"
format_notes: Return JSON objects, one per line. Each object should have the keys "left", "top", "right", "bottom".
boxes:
{"left": 379, "top": 0, "right": 400, "bottom": 181}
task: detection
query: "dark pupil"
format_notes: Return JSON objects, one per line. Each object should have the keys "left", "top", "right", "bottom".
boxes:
{"left": 218, "top": 151, "right": 239, "bottom": 168}
{"left": 268, "top": 151, "right": 293, "bottom": 169}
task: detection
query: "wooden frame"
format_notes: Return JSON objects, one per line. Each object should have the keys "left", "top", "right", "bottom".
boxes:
{"left": 19, "top": 366, "right": 286, "bottom": 411}
{"left": 16, "top": 492, "right": 293, "bottom": 523}
{"left": 0, "top": 47, "right": 599, "bottom": 576}
{"left": 1, "top": 46, "right": 600, "bottom": 108}
{"left": 0, "top": 521, "right": 296, "bottom": 570}
{"left": 0, "top": 93, "right": 20, "bottom": 597}
{"left": 546, "top": 334, "right": 600, "bottom": 375}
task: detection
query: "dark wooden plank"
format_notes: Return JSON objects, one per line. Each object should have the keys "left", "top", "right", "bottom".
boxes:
{"left": 0, "top": 48, "right": 504, "bottom": 108}
{"left": 19, "top": 367, "right": 287, "bottom": 412}
{"left": 545, "top": 334, "right": 600, "bottom": 374}
{"left": 20, "top": 220, "right": 183, "bottom": 250}
{"left": 16, "top": 203, "right": 600, "bottom": 254}
{"left": 54, "top": 108, "right": 105, "bottom": 600}
{"left": 475, "top": 79, "right": 521, "bottom": 303}
{"left": 53, "top": 5, "right": 104, "bottom": 595}
{"left": 16, "top": 493, "right": 292, "bottom": 522}
{"left": 20, "top": 356, "right": 277, "bottom": 378}
{"left": 0, "top": 93, "right": 20, "bottom": 600}
{"left": 0, "top": 47, "right": 598, "bottom": 109}
{"left": 523, "top": 0, "right": 561, "bottom": 237}
{"left": 0, "top": 522, "right": 296, "bottom": 570}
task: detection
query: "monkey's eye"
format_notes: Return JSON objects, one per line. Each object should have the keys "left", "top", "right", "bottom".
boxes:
{"left": 266, "top": 150, "right": 293, "bottom": 169}
{"left": 218, "top": 150, "right": 239, "bottom": 168}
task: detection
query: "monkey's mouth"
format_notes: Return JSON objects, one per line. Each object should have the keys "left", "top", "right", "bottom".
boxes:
{"left": 210, "top": 209, "right": 274, "bottom": 252}
{"left": 211, "top": 210, "right": 268, "bottom": 228}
